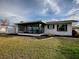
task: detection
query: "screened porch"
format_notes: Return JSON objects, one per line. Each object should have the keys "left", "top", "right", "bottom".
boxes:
{"left": 17, "top": 23, "right": 45, "bottom": 34}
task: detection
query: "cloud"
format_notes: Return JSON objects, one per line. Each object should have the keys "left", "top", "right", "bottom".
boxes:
{"left": 0, "top": 0, "right": 31, "bottom": 23}
{"left": 0, "top": 0, "right": 77, "bottom": 22}
{"left": 0, "top": 0, "right": 61, "bottom": 18}
{"left": 63, "top": 7, "right": 79, "bottom": 20}
{"left": 73, "top": 0, "right": 79, "bottom": 4}
{"left": 41, "top": 0, "right": 61, "bottom": 15}
{"left": 66, "top": 8, "right": 79, "bottom": 16}
{"left": 0, "top": 11, "right": 27, "bottom": 24}
{"left": 40, "top": 8, "right": 48, "bottom": 15}
{"left": 64, "top": 0, "right": 79, "bottom": 20}
{"left": 0, "top": 0, "right": 45, "bottom": 18}
{"left": 64, "top": 0, "right": 79, "bottom": 26}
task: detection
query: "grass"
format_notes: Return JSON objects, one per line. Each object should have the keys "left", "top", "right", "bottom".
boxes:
{"left": 0, "top": 35, "right": 79, "bottom": 59}
{"left": 58, "top": 37, "right": 79, "bottom": 59}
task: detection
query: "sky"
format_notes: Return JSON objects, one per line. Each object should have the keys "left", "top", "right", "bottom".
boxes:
{"left": 0, "top": 0, "right": 79, "bottom": 24}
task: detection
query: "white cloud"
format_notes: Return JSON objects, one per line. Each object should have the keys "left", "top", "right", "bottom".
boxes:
{"left": 65, "top": 0, "right": 79, "bottom": 20}
{"left": 0, "top": 11, "right": 27, "bottom": 24}
{"left": 73, "top": 0, "right": 79, "bottom": 4}
{"left": 63, "top": 8, "right": 79, "bottom": 20}
{"left": 65, "top": 14, "right": 79, "bottom": 20}
{"left": 64, "top": 10, "right": 79, "bottom": 21}
{"left": 66, "top": 8, "right": 79, "bottom": 16}
{"left": 40, "top": 8, "right": 48, "bottom": 15}
{"left": 41, "top": 0, "right": 61, "bottom": 15}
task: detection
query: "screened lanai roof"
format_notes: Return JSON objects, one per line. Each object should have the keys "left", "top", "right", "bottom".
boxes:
{"left": 15, "top": 20, "right": 78, "bottom": 25}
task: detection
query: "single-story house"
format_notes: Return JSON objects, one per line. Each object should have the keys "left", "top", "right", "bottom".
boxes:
{"left": 15, "top": 20, "right": 77, "bottom": 36}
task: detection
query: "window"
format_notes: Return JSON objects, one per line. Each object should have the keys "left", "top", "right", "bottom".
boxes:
{"left": 57, "top": 24, "right": 67, "bottom": 31}
{"left": 48, "top": 24, "right": 54, "bottom": 29}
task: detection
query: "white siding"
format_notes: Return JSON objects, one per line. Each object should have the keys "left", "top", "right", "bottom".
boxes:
{"left": 0, "top": 26, "right": 16, "bottom": 34}
{"left": 44, "top": 23, "right": 72, "bottom": 36}
{"left": 15, "top": 25, "right": 18, "bottom": 33}
{"left": 6, "top": 26, "right": 16, "bottom": 34}
{"left": 0, "top": 26, "right": 7, "bottom": 33}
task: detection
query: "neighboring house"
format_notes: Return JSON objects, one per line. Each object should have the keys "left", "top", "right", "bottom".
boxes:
{"left": 0, "top": 26, "right": 7, "bottom": 33}
{"left": 0, "top": 25, "right": 16, "bottom": 34}
{"left": 15, "top": 20, "right": 77, "bottom": 36}
{"left": 72, "top": 26, "right": 79, "bottom": 36}
{"left": 0, "top": 19, "right": 16, "bottom": 34}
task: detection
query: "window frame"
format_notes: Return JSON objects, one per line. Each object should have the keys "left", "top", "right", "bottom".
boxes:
{"left": 57, "top": 24, "right": 67, "bottom": 32}
{"left": 47, "top": 24, "right": 55, "bottom": 29}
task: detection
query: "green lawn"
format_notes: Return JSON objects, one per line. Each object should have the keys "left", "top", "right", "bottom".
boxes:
{"left": 0, "top": 35, "right": 79, "bottom": 59}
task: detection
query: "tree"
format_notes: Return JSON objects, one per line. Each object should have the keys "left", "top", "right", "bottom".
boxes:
{"left": 0, "top": 18, "right": 9, "bottom": 26}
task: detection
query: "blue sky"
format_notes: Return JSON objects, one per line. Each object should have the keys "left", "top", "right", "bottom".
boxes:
{"left": 0, "top": 0, "right": 79, "bottom": 24}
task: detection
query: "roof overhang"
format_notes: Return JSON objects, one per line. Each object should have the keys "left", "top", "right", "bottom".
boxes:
{"left": 46, "top": 20, "right": 78, "bottom": 24}
{"left": 15, "top": 20, "right": 78, "bottom": 25}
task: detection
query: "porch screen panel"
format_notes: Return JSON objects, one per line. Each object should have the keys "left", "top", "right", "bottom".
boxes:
{"left": 18, "top": 25, "right": 25, "bottom": 32}
{"left": 25, "top": 23, "right": 44, "bottom": 34}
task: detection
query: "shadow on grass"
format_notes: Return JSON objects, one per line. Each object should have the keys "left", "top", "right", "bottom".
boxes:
{"left": 0, "top": 34, "right": 18, "bottom": 38}
{"left": 17, "top": 35, "right": 51, "bottom": 39}
{"left": 52, "top": 35, "right": 79, "bottom": 40}
{"left": 0, "top": 34, "right": 79, "bottom": 40}
{"left": 0, "top": 34, "right": 51, "bottom": 40}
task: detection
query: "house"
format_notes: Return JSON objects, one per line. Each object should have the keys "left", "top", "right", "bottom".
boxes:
{"left": 0, "top": 19, "right": 16, "bottom": 34}
{"left": 72, "top": 26, "right": 79, "bottom": 36}
{"left": 15, "top": 20, "right": 77, "bottom": 36}
{"left": 0, "top": 25, "right": 16, "bottom": 34}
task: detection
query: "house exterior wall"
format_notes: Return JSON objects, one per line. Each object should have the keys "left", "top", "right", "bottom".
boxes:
{"left": 0, "top": 26, "right": 16, "bottom": 34}
{"left": 15, "top": 25, "right": 19, "bottom": 33}
{"left": 44, "top": 23, "right": 72, "bottom": 36}
{"left": 6, "top": 26, "right": 16, "bottom": 34}
{"left": 0, "top": 26, "right": 7, "bottom": 33}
